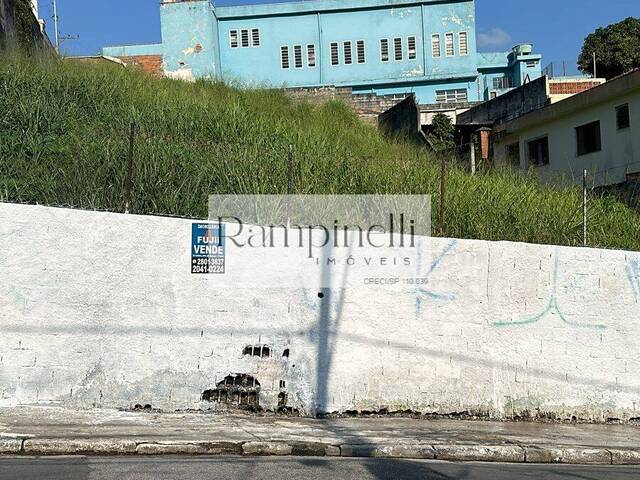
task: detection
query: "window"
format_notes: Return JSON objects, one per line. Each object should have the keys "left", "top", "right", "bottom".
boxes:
{"left": 431, "top": 34, "right": 441, "bottom": 58}
{"left": 357, "top": 40, "right": 366, "bottom": 64}
{"left": 280, "top": 46, "right": 290, "bottom": 69}
{"left": 526, "top": 60, "right": 538, "bottom": 68}
{"left": 343, "top": 41, "right": 352, "bottom": 65}
{"left": 616, "top": 104, "right": 630, "bottom": 130}
{"left": 307, "top": 44, "right": 316, "bottom": 68}
{"left": 458, "top": 32, "right": 468, "bottom": 56}
{"left": 229, "top": 30, "right": 239, "bottom": 48}
{"left": 493, "top": 76, "right": 512, "bottom": 90}
{"left": 380, "top": 39, "right": 389, "bottom": 62}
{"left": 394, "top": 37, "right": 403, "bottom": 61}
{"left": 528, "top": 137, "right": 549, "bottom": 166}
{"left": 408, "top": 36, "right": 417, "bottom": 60}
{"left": 294, "top": 45, "right": 303, "bottom": 68}
{"left": 241, "top": 29, "right": 250, "bottom": 48}
{"left": 445, "top": 33, "right": 454, "bottom": 56}
{"left": 435, "top": 89, "right": 468, "bottom": 104}
{"left": 330, "top": 42, "right": 339, "bottom": 65}
{"left": 251, "top": 28, "right": 260, "bottom": 47}
{"left": 576, "top": 121, "right": 601, "bottom": 156}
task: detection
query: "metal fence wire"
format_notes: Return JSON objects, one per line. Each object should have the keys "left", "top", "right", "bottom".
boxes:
{"left": 2, "top": 122, "right": 640, "bottom": 251}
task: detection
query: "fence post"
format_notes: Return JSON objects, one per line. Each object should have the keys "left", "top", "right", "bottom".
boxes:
{"left": 287, "top": 144, "right": 293, "bottom": 195}
{"left": 583, "top": 169, "right": 588, "bottom": 247}
{"left": 439, "top": 155, "right": 446, "bottom": 237}
{"left": 470, "top": 139, "right": 476, "bottom": 175}
{"left": 124, "top": 122, "right": 136, "bottom": 214}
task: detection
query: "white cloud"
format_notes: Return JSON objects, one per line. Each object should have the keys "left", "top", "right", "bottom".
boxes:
{"left": 478, "top": 27, "right": 512, "bottom": 48}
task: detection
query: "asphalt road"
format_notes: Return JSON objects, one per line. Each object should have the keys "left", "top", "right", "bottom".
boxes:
{"left": 1, "top": 456, "right": 639, "bottom": 480}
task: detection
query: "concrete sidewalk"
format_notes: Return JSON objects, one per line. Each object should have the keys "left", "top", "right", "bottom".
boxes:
{"left": 1, "top": 407, "right": 640, "bottom": 465}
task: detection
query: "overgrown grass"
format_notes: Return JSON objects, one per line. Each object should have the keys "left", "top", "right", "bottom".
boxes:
{"left": 1, "top": 55, "right": 639, "bottom": 249}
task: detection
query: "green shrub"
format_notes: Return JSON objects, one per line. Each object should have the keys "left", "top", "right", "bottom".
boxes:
{"left": 1, "top": 55, "right": 639, "bottom": 250}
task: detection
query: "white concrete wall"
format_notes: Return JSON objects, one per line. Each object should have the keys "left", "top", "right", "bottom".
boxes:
{"left": 495, "top": 89, "right": 639, "bottom": 187}
{"left": 1, "top": 203, "right": 640, "bottom": 421}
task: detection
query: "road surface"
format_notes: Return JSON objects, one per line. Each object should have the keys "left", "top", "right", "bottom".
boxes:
{"left": 1, "top": 456, "right": 639, "bottom": 479}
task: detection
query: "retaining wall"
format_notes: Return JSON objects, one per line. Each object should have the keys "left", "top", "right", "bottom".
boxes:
{"left": 1, "top": 203, "right": 639, "bottom": 420}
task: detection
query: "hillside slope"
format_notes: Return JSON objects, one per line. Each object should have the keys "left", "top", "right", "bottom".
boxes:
{"left": 1, "top": 56, "right": 639, "bottom": 250}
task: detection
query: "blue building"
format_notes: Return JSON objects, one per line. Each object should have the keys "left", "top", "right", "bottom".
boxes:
{"left": 103, "top": 0, "right": 542, "bottom": 105}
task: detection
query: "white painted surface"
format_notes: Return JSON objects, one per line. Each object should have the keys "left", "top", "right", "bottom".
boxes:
{"left": 1, "top": 203, "right": 639, "bottom": 420}
{"left": 494, "top": 88, "right": 639, "bottom": 187}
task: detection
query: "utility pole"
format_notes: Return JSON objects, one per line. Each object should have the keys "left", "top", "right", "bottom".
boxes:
{"left": 593, "top": 52, "right": 597, "bottom": 79}
{"left": 52, "top": 0, "right": 60, "bottom": 54}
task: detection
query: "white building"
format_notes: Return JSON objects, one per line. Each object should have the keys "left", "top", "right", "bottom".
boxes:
{"left": 493, "top": 69, "right": 639, "bottom": 187}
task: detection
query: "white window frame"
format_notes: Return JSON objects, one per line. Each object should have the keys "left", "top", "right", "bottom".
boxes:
{"left": 394, "top": 37, "right": 403, "bottom": 61}
{"left": 407, "top": 36, "right": 417, "bottom": 60}
{"left": 330, "top": 42, "right": 339, "bottom": 66}
{"left": 343, "top": 41, "right": 353, "bottom": 65}
{"left": 307, "top": 44, "right": 317, "bottom": 68}
{"left": 293, "top": 45, "right": 303, "bottom": 69}
{"left": 280, "top": 45, "right": 290, "bottom": 69}
{"left": 229, "top": 30, "right": 239, "bottom": 48}
{"left": 356, "top": 40, "right": 366, "bottom": 64}
{"left": 458, "top": 31, "right": 468, "bottom": 56}
{"left": 431, "top": 34, "right": 441, "bottom": 58}
{"left": 445, "top": 32, "right": 455, "bottom": 57}
{"left": 251, "top": 28, "right": 260, "bottom": 47}
{"left": 240, "top": 29, "right": 250, "bottom": 48}
{"left": 435, "top": 88, "right": 468, "bottom": 104}
{"left": 380, "top": 38, "right": 389, "bottom": 62}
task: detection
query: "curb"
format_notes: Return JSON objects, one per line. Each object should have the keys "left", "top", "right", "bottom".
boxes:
{"left": 4, "top": 439, "right": 640, "bottom": 465}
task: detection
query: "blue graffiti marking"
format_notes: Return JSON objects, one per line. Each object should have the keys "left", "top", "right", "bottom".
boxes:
{"left": 627, "top": 259, "right": 640, "bottom": 300}
{"left": 414, "top": 240, "right": 458, "bottom": 316}
{"left": 492, "top": 250, "right": 606, "bottom": 330}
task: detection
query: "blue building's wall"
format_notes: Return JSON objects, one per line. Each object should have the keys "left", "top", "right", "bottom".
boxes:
{"left": 218, "top": 14, "right": 321, "bottom": 87}
{"left": 102, "top": 44, "right": 164, "bottom": 57}
{"left": 160, "top": 0, "right": 218, "bottom": 79}
{"left": 104, "top": 0, "right": 542, "bottom": 105}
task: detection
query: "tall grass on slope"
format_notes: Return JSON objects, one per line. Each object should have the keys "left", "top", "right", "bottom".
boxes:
{"left": 1, "top": 55, "right": 639, "bottom": 250}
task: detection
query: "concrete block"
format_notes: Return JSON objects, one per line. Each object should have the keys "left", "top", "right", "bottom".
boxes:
{"left": 0, "top": 439, "right": 22, "bottom": 454}
{"left": 24, "top": 438, "right": 137, "bottom": 455}
{"left": 289, "top": 442, "right": 338, "bottom": 456}
{"left": 433, "top": 444, "right": 525, "bottom": 463}
{"left": 610, "top": 449, "right": 640, "bottom": 465}
{"left": 340, "top": 443, "right": 436, "bottom": 459}
{"left": 242, "top": 441, "right": 293, "bottom": 456}
{"left": 525, "top": 446, "right": 612, "bottom": 464}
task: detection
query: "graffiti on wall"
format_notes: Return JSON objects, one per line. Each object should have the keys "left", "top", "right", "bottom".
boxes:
{"left": 627, "top": 259, "right": 640, "bottom": 301}
{"left": 492, "top": 250, "right": 607, "bottom": 330}
{"left": 414, "top": 239, "right": 458, "bottom": 316}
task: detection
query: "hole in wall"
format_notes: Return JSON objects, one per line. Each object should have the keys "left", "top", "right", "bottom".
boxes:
{"left": 202, "top": 374, "right": 261, "bottom": 409}
{"left": 318, "top": 292, "right": 325, "bottom": 299}
{"left": 243, "top": 345, "right": 272, "bottom": 358}
{"left": 282, "top": 349, "right": 290, "bottom": 358}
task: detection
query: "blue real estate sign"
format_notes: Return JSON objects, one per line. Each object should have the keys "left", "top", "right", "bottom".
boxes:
{"left": 191, "top": 223, "right": 225, "bottom": 274}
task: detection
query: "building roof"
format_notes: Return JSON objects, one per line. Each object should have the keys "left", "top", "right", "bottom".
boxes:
{"left": 477, "top": 51, "right": 510, "bottom": 69}
{"left": 214, "top": 0, "right": 470, "bottom": 19}
{"left": 502, "top": 69, "right": 640, "bottom": 132}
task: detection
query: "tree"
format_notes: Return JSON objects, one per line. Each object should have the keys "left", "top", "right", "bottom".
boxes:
{"left": 428, "top": 113, "right": 455, "bottom": 152}
{"left": 578, "top": 17, "right": 640, "bottom": 79}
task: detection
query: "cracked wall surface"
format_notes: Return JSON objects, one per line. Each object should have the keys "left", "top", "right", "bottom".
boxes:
{"left": 1, "top": 203, "right": 639, "bottom": 420}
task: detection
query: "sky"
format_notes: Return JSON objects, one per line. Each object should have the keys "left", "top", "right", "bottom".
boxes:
{"left": 38, "top": 0, "right": 638, "bottom": 74}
